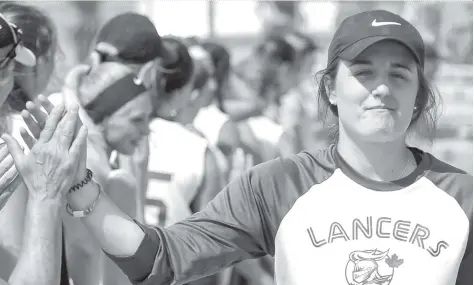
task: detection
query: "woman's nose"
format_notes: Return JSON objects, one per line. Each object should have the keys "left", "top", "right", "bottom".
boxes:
{"left": 371, "top": 84, "right": 390, "bottom": 98}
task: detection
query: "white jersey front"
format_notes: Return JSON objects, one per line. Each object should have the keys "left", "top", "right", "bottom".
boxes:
{"left": 146, "top": 118, "right": 208, "bottom": 227}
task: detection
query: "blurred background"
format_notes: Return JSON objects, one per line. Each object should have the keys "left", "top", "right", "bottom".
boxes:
{"left": 30, "top": 0, "right": 473, "bottom": 174}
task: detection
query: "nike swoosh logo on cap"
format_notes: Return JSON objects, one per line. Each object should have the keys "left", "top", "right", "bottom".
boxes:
{"left": 372, "top": 19, "right": 401, "bottom": 27}
{"left": 133, "top": 77, "right": 142, "bottom": 85}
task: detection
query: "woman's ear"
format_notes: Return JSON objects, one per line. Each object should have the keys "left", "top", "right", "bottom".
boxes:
{"left": 323, "top": 75, "right": 337, "bottom": 105}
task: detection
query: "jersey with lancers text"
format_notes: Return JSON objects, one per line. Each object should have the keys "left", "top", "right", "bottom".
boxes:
{"left": 137, "top": 144, "right": 472, "bottom": 285}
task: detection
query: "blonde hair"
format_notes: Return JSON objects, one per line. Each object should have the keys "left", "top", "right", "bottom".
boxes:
{"left": 77, "top": 62, "right": 135, "bottom": 107}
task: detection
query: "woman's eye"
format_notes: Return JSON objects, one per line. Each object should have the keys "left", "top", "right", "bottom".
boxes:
{"left": 353, "top": 70, "right": 373, "bottom": 77}
{"left": 391, "top": 73, "right": 407, "bottom": 80}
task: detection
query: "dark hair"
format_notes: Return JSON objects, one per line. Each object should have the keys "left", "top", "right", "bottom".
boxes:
{"left": 315, "top": 57, "right": 440, "bottom": 144}
{"left": 201, "top": 41, "right": 231, "bottom": 112}
{"left": 0, "top": 2, "right": 56, "bottom": 58}
{"left": 161, "top": 36, "right": 194, "bottom": 94}
{"left": 0, "top": 2, "right": 58, "bottom": 111}
{"left": 256, "top": 36, "right": 296, "bottom": 101}
{"left": 257, "top": 35, "right": 295, "bottom": 64}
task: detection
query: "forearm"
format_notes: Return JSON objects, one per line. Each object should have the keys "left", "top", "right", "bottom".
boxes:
{"left": 8, "top": 197, "right": 62, "bottom": 285}
{"left": 66, "top": 182, "right": 145, "bottom": 257}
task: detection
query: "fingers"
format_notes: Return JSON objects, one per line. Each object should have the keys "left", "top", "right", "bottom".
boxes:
{"left": 0, "top": 165, "right": 19, "bottom": 192}
{"left": 0, "top": 153, "right": 14, "bottom": 177}
{"left": 38, "top": 102, "right": 65, "bottom": 143}
{"left": 1, "top": 134, "right": 24, "bottom": 167}
{"left": 0, "top": 140, "right": 10, "bottom": 162}
{"left": 68, "top": 125, "right": 88, "bottom": 160}
{"left": 37, "top": 94, "right": 55, "bottom": 114}
{"left": 56, "top": 104, "right": 79, "bottom": 147}
{"left": 26, "top": 101, "right": 48, "bottom": 129}
{"left": 21, "top": 110, "right": 41, "bottom": 139}
{"left": 64, "top": 64, "right": 91, "bottom": 91}
{"left": 20, "top": 127, "right": 36, "bottom": 149}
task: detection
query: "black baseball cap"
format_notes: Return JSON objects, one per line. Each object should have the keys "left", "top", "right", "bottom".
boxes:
{"left": 328, "top": 10, "right": 425, "bottom": 68}
{"left": 96, "top": 12, "right": 173, "bottom": 65}
{"left": 0, "top": 13, "right": 35, "bottom": 68}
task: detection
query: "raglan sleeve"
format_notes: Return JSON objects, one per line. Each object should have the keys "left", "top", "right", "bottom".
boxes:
{"left": 110, "top": 160, "right": 282, "bottom": 285}
{"left": 456, "top": 193, "right": 473, "bottom": 285}
{"left": 455, "top": 173, "right": 473, "bottom": 285}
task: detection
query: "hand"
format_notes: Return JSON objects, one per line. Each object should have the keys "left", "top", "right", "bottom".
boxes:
{"left": 0, "top": 96, "right": 54, "bottom": 209}
{"left": 63, "top": 64, "right": 91, "bottom": 99}
{"left": 19, "top": 96, "right": 87, "bottom": 184}
{"left": 19, "top": 95, "right": 55, "bottom": 145}
{"left": 0, "top": 140, "right": 23, "bottom": 209}
{"left": 2, "top": 103, "right": 88, "bottom": 201}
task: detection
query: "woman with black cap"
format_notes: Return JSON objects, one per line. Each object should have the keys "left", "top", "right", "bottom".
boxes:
{"left": 0, "top": 8, "right": 87, "bottom": 285}
{"left": 0, "top": 3, "right": 73, "bottom": 284}
{"left": 23, "top": 9, "right": 471, "bottom": 285}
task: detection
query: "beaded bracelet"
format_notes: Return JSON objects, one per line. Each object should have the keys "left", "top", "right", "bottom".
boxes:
{"left": 69, "top": 169, "right": 93, "bottom": 193}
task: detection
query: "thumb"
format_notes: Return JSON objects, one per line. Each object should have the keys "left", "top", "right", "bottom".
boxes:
{"left": 1, "top": 134, "right": 24, "bottom": 168}
{"left": 64, "top": 64, "right": 90, "bottom": 91}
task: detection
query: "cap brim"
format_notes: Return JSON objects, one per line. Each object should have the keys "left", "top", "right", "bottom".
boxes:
{"left": 339, "top": 36, "right": 421, "bottom": 64}
{"left": 15, "top": 45, "right": 36, "bottom": 67}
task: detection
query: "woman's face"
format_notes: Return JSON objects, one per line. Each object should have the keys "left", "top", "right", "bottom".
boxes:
{"left": 102, "top": 92, "right": 153, "bottom": 155}
{"left": 330, "top": 40, "right": 419, "bottom": 143}
{"left": 15, "top": 47, "right": 56, "bottom": 98}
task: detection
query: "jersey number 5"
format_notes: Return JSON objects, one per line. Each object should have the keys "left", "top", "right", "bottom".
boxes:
{"left": 145, "top": 171, "right": 173, "bottom": 227}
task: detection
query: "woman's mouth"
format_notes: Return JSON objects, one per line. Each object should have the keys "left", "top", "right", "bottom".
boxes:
{"left": 366, "top": 106, "right": 394, "bottom": 111}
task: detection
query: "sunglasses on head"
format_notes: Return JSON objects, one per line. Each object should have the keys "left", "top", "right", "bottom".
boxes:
{"left": 0, "top": 24, "right": 23, "bottom": 70}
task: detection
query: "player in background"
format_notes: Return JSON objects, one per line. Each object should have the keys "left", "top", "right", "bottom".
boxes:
{"left": 277, "top": 31, "right": 332, "bottom": 154}
{"left": 227, "top": 36, "right": 297, "bottom": 164}
{"left": 146, "top": 36, "right": 223, "bottom": 285}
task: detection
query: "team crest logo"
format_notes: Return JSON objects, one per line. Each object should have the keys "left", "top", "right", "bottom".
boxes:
{"left": 345, "top": 249, "right": 404, "bottom": 285}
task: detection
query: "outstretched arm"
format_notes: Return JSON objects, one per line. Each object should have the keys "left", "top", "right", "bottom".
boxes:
{"left": 66, "top": 161, "right": 277, "bottom": 284}
{"left": 4, "top": 102, "right": 87, "bottom": 285}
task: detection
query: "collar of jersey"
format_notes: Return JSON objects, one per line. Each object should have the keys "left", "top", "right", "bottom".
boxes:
{"left": 332, "top": 144, "right": 431, "bottom": 192}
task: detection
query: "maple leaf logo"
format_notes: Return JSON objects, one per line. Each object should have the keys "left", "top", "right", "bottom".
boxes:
{"left": 385, "top": 254, "right": 404, "bottom": 268}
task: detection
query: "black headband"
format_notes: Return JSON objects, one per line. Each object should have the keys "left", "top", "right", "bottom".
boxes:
{"left": 84, "top": 73, "right": 147, "bottom": 123}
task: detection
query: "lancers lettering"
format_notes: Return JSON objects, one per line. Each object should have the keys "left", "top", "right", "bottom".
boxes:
{"left": 306, "top": 216, "right": 449, "bottom": 257}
